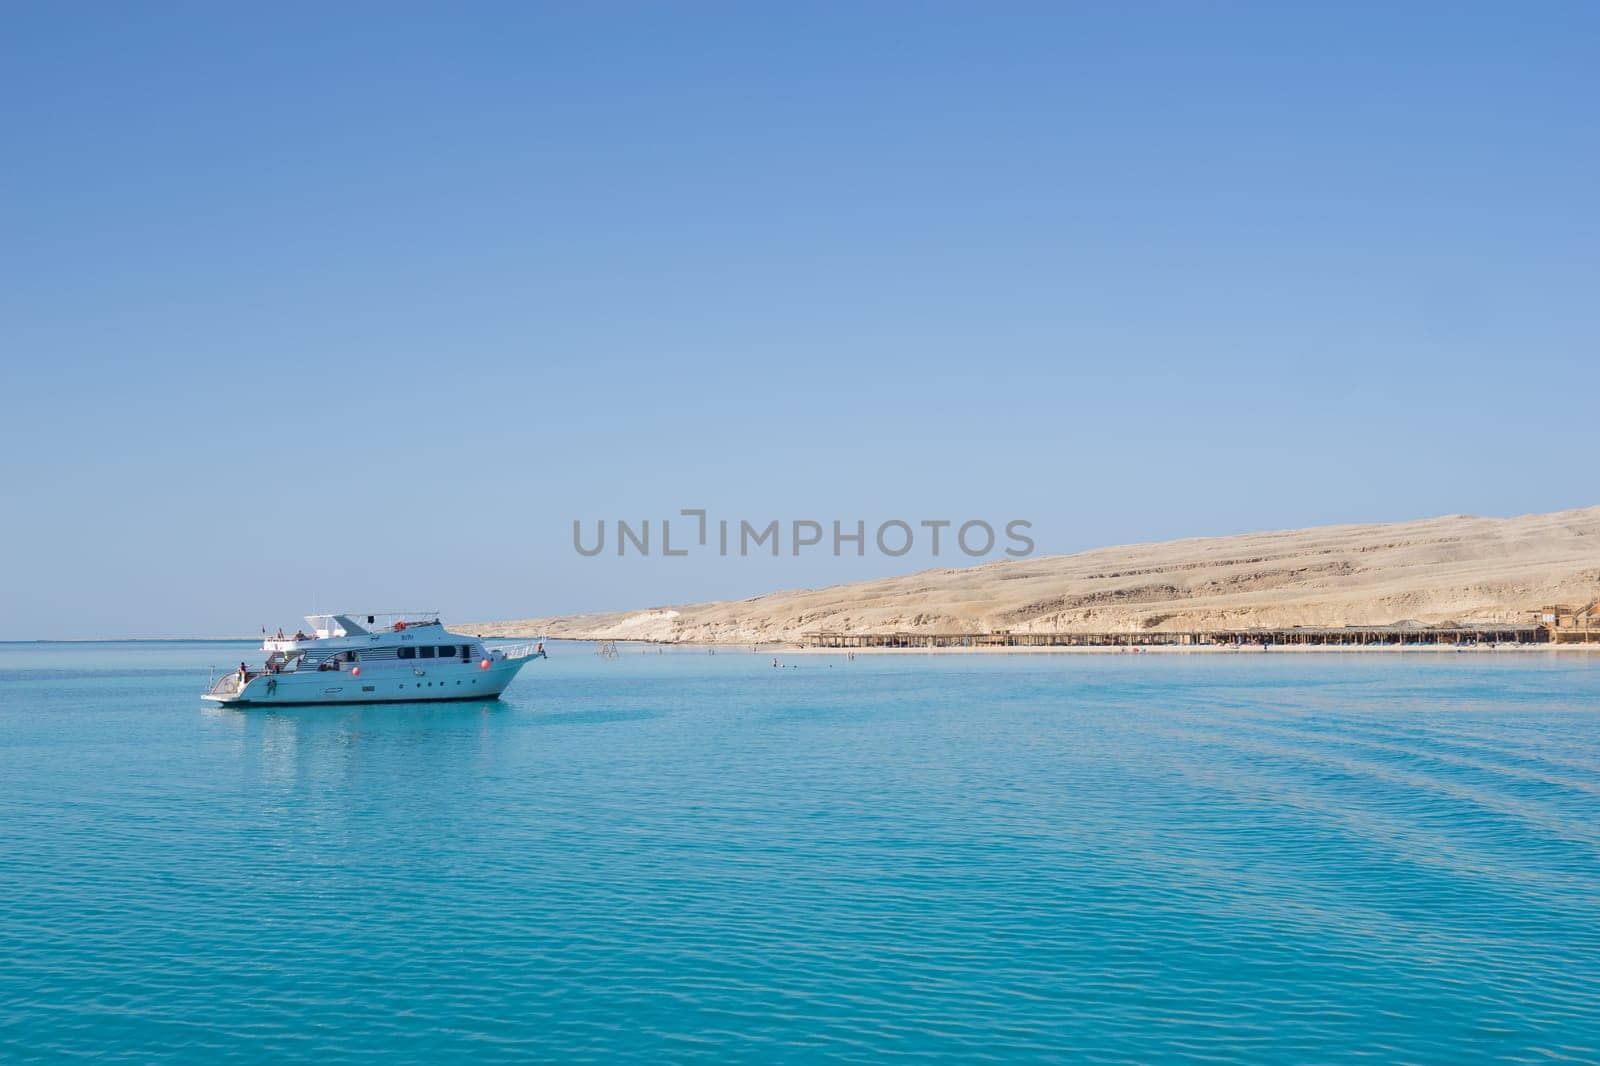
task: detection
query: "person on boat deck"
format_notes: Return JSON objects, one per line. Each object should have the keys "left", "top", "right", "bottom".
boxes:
{"left": 276, "top": 627, "right": 285, "bottom": 639}
{"left": 293, "top": 629, "right": 307, "bottom": 641}
{"left": 237, "top": 661, "right": 248, "bottom": 682}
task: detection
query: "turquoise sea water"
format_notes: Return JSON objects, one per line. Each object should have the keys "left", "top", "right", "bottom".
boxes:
{"left": 2, "top": 642, "right": 1599, "bottom": 1063}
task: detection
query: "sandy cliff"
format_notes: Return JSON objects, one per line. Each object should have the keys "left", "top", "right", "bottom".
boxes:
{"left": 466, "top": 508, "right": 1600, "bottom": 643}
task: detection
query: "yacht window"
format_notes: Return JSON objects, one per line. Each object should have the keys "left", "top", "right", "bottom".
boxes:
{"left": 398, "top": 647, "right": 416, "bottom": 660}
{"left": 419, "top": 646, "right": 436, "bottom": 659}
{"left": 459, "top": 646, "right": 471, "bottom": 661}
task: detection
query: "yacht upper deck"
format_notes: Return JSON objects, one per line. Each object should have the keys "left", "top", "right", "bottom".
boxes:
{"left": 262, "top": 611, "right": 443, "bottom": 652}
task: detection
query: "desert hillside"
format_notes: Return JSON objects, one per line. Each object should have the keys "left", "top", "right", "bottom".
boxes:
{"left": 467, "top": 508, "right": 1600, "bottom": 644}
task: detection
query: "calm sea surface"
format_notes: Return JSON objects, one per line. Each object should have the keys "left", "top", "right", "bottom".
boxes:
{"left": 2, "top": 642, "right": 1599, "bottom": 1063}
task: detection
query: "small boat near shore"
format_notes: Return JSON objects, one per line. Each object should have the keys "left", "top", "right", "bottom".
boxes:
{"left": 202, "top": 612, "right": 545, "bottom": 706}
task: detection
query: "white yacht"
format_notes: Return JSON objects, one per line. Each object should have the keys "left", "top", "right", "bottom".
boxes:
{"left": 202, "top": 612, "right": 545, "bottom": 706}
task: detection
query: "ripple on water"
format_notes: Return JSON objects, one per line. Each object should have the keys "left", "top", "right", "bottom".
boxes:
{"left": 1, "top": 647, "right": 1599, "bottom": 1062}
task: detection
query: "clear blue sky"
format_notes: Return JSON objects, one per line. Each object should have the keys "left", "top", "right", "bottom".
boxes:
{"left": 2, "top": 3, "right": 1595, "bottom": 638}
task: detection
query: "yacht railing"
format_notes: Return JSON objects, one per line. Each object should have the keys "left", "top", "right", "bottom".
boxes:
{"left": 494, "top": 641, "right": 548, "bottom": 661}
{"left": 207, "top": 671, "right": 246, "bottom": 695}
{"left": 207, "top": 660, "right": 304, "bottom": 695}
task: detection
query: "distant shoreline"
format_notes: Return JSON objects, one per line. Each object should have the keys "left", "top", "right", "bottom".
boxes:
{"left": 0, "top": 637, "right": 261, "bottom": 645}
{"left": 508, "top": 639, "right": 1597, "bottom": 656}
{"left": 10, "top": 638, "right": 1595, "bottom": 655}
{"left": 774, "top": 643, "right": 1596, "bottom": 655}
